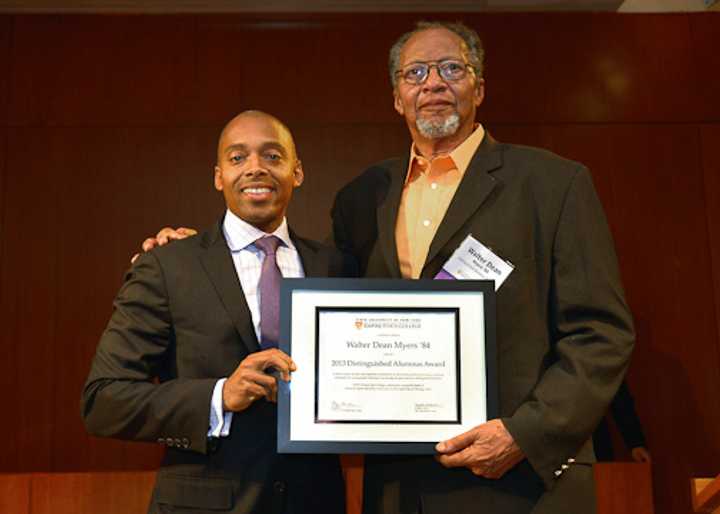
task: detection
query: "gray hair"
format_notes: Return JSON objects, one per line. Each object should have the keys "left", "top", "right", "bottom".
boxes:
{"left": 388, "top": 21, "right": 485, "bottom": 88}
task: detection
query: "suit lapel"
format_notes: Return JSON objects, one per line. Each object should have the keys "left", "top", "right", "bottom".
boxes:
{"left": 423, "top": 135, "right": 503, "bottom": 272}
{"left": 199, "top": 222, "right": 260, "bottom": 354}
{"left": 292, "top": 232, "right": 326, "bottom": 278}
{"left": 375, "top": 158, "right": 407, "bottom": 278}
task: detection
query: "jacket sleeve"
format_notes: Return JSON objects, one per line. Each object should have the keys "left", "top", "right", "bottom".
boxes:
{"left": 80, "top": 251, "right": 217, "bottom": 454}
{"left": 503, "top": 167, "right": 635, "bottom": 488}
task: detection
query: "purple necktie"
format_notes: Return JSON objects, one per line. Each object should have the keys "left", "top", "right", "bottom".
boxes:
{"left": 254, "top": 236, "right": 282, "bottom": 348}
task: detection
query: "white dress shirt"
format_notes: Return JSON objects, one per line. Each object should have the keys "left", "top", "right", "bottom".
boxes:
{"left": 208, "top": 209, "right": 305, "bottom": 437}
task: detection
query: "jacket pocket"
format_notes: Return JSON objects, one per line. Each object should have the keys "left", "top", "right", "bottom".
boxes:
{"left": 155, "top": 473, "right": 233, "bottom": 511}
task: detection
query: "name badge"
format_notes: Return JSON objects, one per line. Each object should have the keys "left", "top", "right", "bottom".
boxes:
{"left": 435, "top": 235, "right": 514, "bottom": 290}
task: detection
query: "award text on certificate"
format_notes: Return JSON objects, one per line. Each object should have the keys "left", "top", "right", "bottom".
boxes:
{"left": 316, "top": 308, "right": 460, "bottom": 424}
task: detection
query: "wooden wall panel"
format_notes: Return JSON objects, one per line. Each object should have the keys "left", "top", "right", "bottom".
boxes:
{"left": 30, "top": 471, "right": 155, "bottom": 514}
{"left": 6, "top": 13, "right": 707, "bottom": 128}
{"left": 7, "top": 16, "right": 198, "bottom": 126}
{"left": 0, "top": 127, "right": 8, "bottom": 468}
{"left": 0, "top": 19, "right": 9, "bottom": 309}
{"left": 595, "top": 463, "right": 654, "bottom": 514}
{"left": 192, "top": 16, "right": 399, "bottom": 125}
{"left": 475, "top": 13, "right": 700, "bottom": 124}
{"left": 0, "top": 474, "right": 30, "bottom": 514}
{"left": 701, "top": 124, "right": 720, "bottom": 414}
{"left": 0, "top": 17, "right": 9, "bottom": 124}
{"left": 192, "top": 12, "right": 706, "bottom": 126}
{"left": 596, "top": 125, "right": 720, "bottom": 514}
{"left": 689, "top": 14, "right": 720, "bottom": 122}
{"left": 288, "top": 122, "right": 409, "bottom": 241}
{"left": 0, "top": 127, "right": 62, "bottom": 471}
{"left": 0, "top": 12, "right": 718, "bottom": 514}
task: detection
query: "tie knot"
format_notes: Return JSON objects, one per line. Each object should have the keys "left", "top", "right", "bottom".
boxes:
{"left": 255, "top": 235, "right": 281, "bottom": 256}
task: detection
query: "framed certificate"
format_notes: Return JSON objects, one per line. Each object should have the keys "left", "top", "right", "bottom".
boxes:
{"left": 277, "top": 278, "right": 497, "bottom": 454}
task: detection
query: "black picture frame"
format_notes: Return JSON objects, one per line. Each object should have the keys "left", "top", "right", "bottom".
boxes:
{"left": 277, "top": 278, "right": 497, "bottom": 455}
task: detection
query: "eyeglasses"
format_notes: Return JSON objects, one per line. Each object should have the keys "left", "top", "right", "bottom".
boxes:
{"left": 395, "top": 60, "right": 475, "bottom": 85}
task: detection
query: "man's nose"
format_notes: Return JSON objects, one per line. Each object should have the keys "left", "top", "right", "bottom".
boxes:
{"left": 243, "top": 153, "right": 266, "bottom": 174}
{"left": 422, "top": 65, "right": 447, "bottom": 92}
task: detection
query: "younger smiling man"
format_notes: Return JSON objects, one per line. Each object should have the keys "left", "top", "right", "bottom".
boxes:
{"left": 82, "top": 111, "right": 349, "bottom": 514}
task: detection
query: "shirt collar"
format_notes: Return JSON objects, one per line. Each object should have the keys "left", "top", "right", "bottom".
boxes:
{"left": 405, "top": 123, "right": 485, "bottom": 184}
{"left": 222, "top": 209, "right": 295, "bottom": 252}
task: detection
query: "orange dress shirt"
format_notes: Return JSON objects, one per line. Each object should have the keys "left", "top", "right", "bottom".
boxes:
{"left": 396, "top": 124, "right": 485, "bottom": 279}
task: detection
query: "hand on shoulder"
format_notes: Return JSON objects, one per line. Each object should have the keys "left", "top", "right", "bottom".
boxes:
{"left": 131, "top": 227, "right": 198, "bottom": 263}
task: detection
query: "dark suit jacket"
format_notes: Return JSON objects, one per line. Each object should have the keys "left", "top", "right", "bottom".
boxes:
{"left": 82, "top": 219, "right": 350, "bottom": 514}
{"left": 331, "top": 135, "right": 635, "bottom": 514}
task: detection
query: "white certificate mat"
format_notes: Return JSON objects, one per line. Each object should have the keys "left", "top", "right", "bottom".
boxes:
{"left": 277, "top": 279, "right": 497, "bottom": 454}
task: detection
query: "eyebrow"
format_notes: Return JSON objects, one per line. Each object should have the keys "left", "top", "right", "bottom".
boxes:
{"left": 224, "top": 142, "right": 288, "bottom": 156}
{"left": 404, "top": 56, "right": 464, "bottom": 66}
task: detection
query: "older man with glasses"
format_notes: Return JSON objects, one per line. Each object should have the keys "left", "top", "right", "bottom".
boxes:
{"left": 331, "top": 21, "right": 635, "bottom": 514}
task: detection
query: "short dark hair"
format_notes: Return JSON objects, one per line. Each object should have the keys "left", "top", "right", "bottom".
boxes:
{"left": 388, "top": 21, "right": 485, "bottom": 88}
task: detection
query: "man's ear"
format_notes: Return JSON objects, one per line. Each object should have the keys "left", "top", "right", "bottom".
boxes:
{"left": 213, "top": 165, "right": 223, "bottom": 191}
{"left": 474, "top": 78, "right": 485, "bottom": 108}
{"left": 393, "top": 89, "right": 405, "bottom": 116}
{"left": 293, "top": 160, "right": 304, "bottom": 188}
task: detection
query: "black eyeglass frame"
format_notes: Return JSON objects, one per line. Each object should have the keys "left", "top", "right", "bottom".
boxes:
{"left": 394, "top": 59, "right": 477, "bottom": 85}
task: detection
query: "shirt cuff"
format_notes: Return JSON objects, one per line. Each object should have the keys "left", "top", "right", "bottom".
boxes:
{"left": 208, "top": 378, "right": 233, "bottom": 438}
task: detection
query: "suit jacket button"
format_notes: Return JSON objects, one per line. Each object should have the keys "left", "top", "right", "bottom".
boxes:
{"left": 273, "top": 481, "right": 286, "bottom": 493}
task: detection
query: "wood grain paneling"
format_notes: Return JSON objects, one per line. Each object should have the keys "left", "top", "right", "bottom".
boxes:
{"left": 8, "top": 16, "right": 197, "bottom": 127}
{"left": 701, "top": 124, "right": 720, "bottom": 423}
{"left": 5, "top": 13, "right": 709, "bottom": 126}
{"left": 0, "top": 128, "right": 60, "bottom": 471}
{"left": 596, "top": 125, "right": 720, "bottom": 514}
{"left": 0, "top": 126, "right": 6, "bottom": 282}
{"left": 0, "top": 18, "right": 9, "bottom": 282}
{"left": 287, "top": 122, "right": 409, "bottom": 241}
{"left": 474, "top": 13, "right": 700, "bottom": 123}
{"left": 0, "top": 12, "right": 719, "bottom": 514}
{"left": 0, "top": 17, "right": 10, "bottom": 124}
{"left": 0, "top": 127, "right": 8, "bottom": 468}
{"left": 0, "top": 474, "right": 30, "bottom": 514}
{"left": 192, "top": 15, "right": 399, "bottom": 125}
{"left": 595, "top": 463, "right": 654, "bottom": 514}
{"left": 30, "top": 472, "right": 155, "bottom": 514}
{"left": 689, "top": 14, "right": 720, "bottom": 122}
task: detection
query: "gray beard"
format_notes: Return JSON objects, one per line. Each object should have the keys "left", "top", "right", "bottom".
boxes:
{"left": 415, "top": 113, "right": 460, "bottom": 139}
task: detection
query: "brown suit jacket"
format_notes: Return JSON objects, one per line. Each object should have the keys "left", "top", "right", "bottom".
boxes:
{"left": 82, "top": 219, "right": 350, "bottom": 514}
{"left": 331, "top": 135, "right": 635, "bottom": 514}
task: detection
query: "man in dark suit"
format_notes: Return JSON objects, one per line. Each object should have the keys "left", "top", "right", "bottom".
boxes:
{"left": 329, "top": 21, "right": 635, "bottom": 514}
{"left": 82, "top": 111, "right": 348, "bottom": 514}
